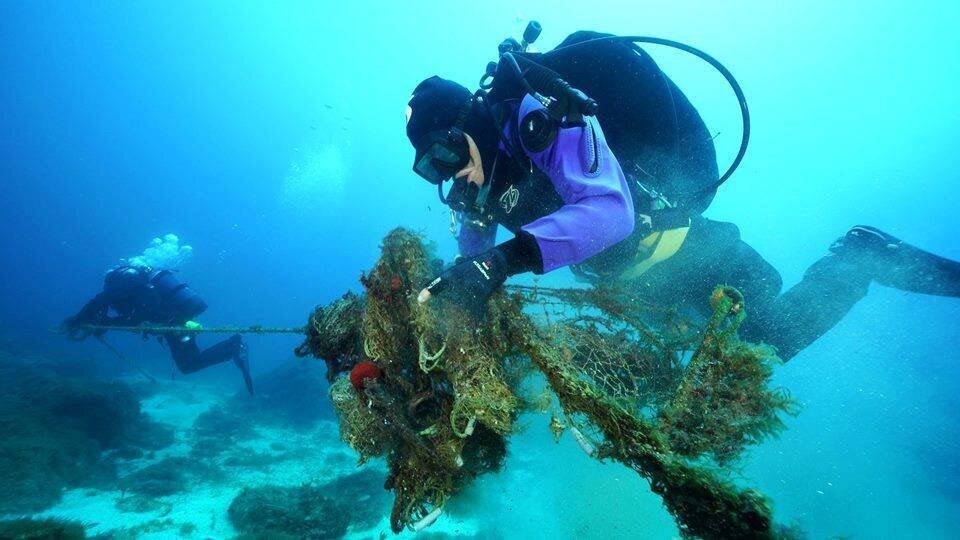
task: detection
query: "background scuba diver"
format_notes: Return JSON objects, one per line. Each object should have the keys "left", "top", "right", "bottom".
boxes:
{"left": 406, "top": 28, "right": 960, "bottom": 361}
{"left": 63, "top": 265, "right": 255, "bottom": 394}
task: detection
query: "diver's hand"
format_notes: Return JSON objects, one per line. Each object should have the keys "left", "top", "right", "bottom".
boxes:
{"left": 61, "top": 315, "right": 93, "bottom": 341}
{"left": 417, "top": 249, "right": 509, "bottom": 318}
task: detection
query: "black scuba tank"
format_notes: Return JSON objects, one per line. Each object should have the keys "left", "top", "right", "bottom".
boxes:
{"left": 103, "top": 265, "right": 148, "bottom": 296}
{"left": 147, "top": 270, "right": 207, "bottom": 321}
{"left": 491, "top": 31, "right": 721, "bottom": 217}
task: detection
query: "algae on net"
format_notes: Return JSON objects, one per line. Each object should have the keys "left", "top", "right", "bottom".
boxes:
{"left": 297, "top": 229, "right": 515, "bottom": 532}
{"left": 296, "top": 227, "right": 799, "bottom": 538}
{"left": 659, "top": 287, "right": 799, "bottom": 465}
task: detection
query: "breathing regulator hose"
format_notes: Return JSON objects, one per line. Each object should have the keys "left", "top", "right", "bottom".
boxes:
{"left": 485, "top": 25, "right": 750, "bottom": 193}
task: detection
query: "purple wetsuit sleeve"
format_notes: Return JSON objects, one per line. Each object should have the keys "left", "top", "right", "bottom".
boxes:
{"left": 457, "top": 222, "right": 498, "bottom": 258}
{"left": 517, "top": 95, "right": 635, "bottom": 273}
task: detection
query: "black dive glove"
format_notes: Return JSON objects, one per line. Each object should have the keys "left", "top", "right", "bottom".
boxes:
{"left": 61, "top": 294, "right": 110, "bottom": 341}
{"left": 419, "top": 233, "right": 542, "bottom": 318}
{"left": 61, "top": 314, "right": 101, "bottom": 341}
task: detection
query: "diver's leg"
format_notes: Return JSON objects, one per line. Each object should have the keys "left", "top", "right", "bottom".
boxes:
{"left": 744, "top": 251, "right": 871, "bottom": 361}
{"left": 631, "top": 218, "right": 799, "bottom": 357}
{"left": 749, "top": 226, "right": 960, "bottom": 361}
{"left": 630, "top": 218, "right": 783, "bottom": 327}
{"left": 167, "top": 334, "right": 239, "bottom": 373}
{"left": 166, "top": 333, "right": 253, "bottom": 394}
{"left": 836, "top": 226, "right": 960, "bottom": 296}
{"left": 166, "top": 334, "right": 205, "bottom": 374}
{"left": 670, "top": 220, "right": 786, "bottom": 349}
{"left": 233, "top": 338, "right": 254, "bottom": 395}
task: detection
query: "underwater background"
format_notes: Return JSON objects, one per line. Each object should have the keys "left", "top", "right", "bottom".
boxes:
{"left": 1, "top": 1, "right": 958, "bottom": 538}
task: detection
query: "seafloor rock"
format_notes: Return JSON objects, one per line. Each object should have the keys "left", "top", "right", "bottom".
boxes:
{"left": 0, "top": 517, "right": 87, "bottom": 539}
{"left": 0, "top": 351, "right": 174, "bottom": 514}
{"left": 114, "top": 493, "right": 171, "bottom": 514}
{"left": 228, "top": 360, "right": 335, "bottom": 428}
{"left": 105, "top": 517, "right": 182, "bottom": 539}
{"left": 189, "top": 404, "right": 258, "bottom": 459}
{"left": 118, "top": 458, "right": 190, "bottom": 497}
{"left": 118, "top": 456, "right": 222, "bottom": 498}
{"left": 228, "top": 485, "right": 350, "bottom": 539}
{"left": 320, "top": 469, "right": 391, "bottom": 529}
{"left": 189, "top": 361, "right": 334, "bottom": 458}
{"left": 227, "top": 469, "right": 390, "bottom": 537}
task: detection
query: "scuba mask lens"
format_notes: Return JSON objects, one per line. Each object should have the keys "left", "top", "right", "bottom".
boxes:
{"left": 413, "top": 129, "right": 470, "bottom": 184}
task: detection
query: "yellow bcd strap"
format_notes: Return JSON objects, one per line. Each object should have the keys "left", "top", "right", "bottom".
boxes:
{"left": 618, "top": 226, "right": 690, "bottom": 281}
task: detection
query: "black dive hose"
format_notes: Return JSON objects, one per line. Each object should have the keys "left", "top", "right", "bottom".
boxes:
{"left": 506, "top": 35, "right": 751, "bottom": 192}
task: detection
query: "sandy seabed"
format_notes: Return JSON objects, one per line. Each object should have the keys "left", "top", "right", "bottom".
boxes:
{"left": 31, "top": 379, "right": 482, "bottom": 539}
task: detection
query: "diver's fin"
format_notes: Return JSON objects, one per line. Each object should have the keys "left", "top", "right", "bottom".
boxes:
{"left": 830, "top": 225, "right": 960, "bottom": 297}
{"left": 234, "top": 339, "right": 255, "bottom": 395}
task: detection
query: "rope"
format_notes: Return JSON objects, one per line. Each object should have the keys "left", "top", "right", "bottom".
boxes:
{"left": 96, "top": 335, "right": 158, "bottom": 384}
{"left": 78, "top": 324, "right": 305, "bottom": 335}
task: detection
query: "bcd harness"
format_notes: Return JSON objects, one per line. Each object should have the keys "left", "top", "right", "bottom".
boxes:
{"left": 461, "top": 22, "right": 750, "bottom": 280}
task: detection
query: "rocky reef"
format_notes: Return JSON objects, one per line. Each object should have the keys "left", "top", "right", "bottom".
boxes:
{"left": 0, "top": 348, "right": 173, "bottom": 514}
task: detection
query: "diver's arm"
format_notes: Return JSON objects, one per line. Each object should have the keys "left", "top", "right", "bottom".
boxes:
{"left": 517, "top": 95, "right": 635, "bottom": 273}
{"left": 63, "top": 267, "right": 149, "bottom": 339}
{"left": 72, "top": 293, "right": 111, "bottom": 324}
{"left": 62, "top": 292, "right": 113, "bottom": 339}
{"left": 418, "top": 231, "right": 541, "bottom": 317}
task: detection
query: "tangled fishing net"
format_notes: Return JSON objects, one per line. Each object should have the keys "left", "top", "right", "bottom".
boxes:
{"left": 296, "top": 228, "right": 799, "bottom": 538}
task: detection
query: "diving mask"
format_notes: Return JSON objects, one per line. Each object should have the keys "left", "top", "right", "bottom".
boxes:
{"left": 413, "top": 128, "right": 470, "bottom": 185}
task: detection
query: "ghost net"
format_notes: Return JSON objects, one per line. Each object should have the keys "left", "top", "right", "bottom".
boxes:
{"left": 295, "top": 228, "right": 799, "bottom": 539}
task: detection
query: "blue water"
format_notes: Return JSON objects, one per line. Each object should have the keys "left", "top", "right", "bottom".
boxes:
{"left": 1, "top": 2, "right": 958, "bottom": 538}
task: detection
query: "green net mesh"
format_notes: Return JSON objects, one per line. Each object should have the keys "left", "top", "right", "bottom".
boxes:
{"left": 296, "top": 228, "right": 800, "bottom": 538}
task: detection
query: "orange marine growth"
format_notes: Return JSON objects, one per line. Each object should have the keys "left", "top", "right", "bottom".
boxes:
{"left": 350, "top": 361, "right": 382, "bottom": 392}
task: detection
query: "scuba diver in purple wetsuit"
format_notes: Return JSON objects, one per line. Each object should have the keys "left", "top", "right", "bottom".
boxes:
{"left": 406, "top": 25, "right": 960, "bottom": 361}
{"left": 409, "top": 76, "right": 635, "bottom": 307}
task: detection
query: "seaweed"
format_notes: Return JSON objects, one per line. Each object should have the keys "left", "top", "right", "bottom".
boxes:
{"left": 114, "top": 493, "right": 171, "bottom": 514}
{"left": 659, "top": 288, "right": 799, "bottom": 465}
{"left": 295, "top": 228, "right": 800, "bottom": 538}
{"left": 189, "top": 404, "right": 258, "bottom": 459}
{"left": 0, "top": 410, "right": 103, "bottom": 513}
{"left": 321, "top": 469, "right": 392, "bottom": 529}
